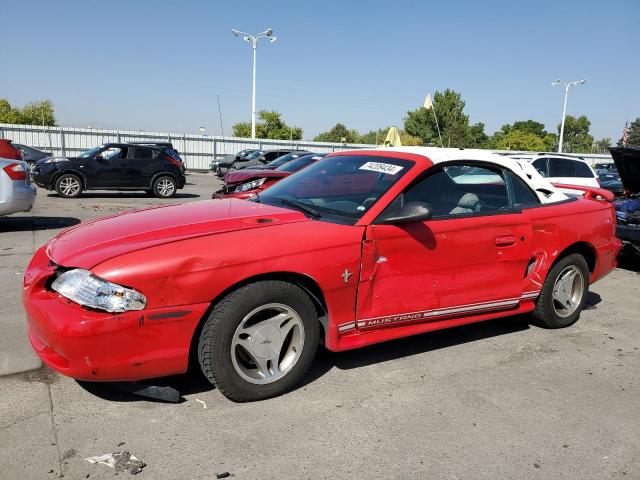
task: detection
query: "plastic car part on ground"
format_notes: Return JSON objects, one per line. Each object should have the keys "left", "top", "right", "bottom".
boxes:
{"left": 86, "top": 451, "right": 146, "bottom": 474}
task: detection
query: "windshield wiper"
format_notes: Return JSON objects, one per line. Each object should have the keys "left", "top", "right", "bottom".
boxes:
{"left": 281, "top": 198, "right": 321, "bottom": 218}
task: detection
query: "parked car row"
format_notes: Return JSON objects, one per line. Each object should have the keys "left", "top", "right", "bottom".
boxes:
{"left": 212, "top": 149, "right": 313, "bottom": 177}
{"left": 213, "top": 152, "right": 327, "bottom": 199}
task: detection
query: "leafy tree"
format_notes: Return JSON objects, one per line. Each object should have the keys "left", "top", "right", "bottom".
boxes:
{"left": 314, "top": 123, "right": 359, "bottom": 143}
{"left": 488, "top": 119, "right": 557, "bottom": 151}
{"left": 493, "top": 130, "right": 548, "bottom": 151}
{"left": 0, "top": 98, "right": 56, "bottom": 126}
{"left": 558, "top": 115, "right": 594, "bottom": 153}
{"left": 593, "top": 138, "right": 611, "bottom": 153}
{"left": 358, "top": 127, "right": 390, "bottom": 145}
{"left": 232, "top": 122, "right": 252, "bottom": 137}
{"left": 403, "top": 89, "right": 487, "bottom": 148}
{"left": 232, "top": 110, "right": 302, "bottom": 140}
{"left": 619, "top": 118, "right": 640, "bottom": 147}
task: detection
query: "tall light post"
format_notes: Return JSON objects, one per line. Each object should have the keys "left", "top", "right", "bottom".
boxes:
{"left": 552, "top": 79, "right": 586, "bottom": 153}
{"left": 232, "top": 27, "right": 277, "bottom": 139}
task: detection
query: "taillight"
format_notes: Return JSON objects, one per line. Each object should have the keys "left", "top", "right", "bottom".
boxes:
{"left": 2, "top": 162, "right": 27, "bottom": 180}
{"left": 164, "top": 154, "right": 182, "bottom": 168}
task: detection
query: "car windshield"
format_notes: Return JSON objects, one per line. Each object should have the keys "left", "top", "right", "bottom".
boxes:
{"left": 259, "top": 155, "right": 413, "bottom": 224}
{"left": 266, "top": 152, "right": 308, "bottom": 168}
{"left": 77, "top": 146, "right": 104, "bottom": 158}
{"left": 276, "top": 154, "right": 319, "bottom": 173}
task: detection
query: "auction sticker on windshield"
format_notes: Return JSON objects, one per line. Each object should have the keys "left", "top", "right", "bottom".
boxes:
{"left": 359, "top": 162, "right": 404, "bottom": 175}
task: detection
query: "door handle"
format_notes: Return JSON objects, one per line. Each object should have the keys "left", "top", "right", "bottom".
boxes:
{"left": 495, "top": 235, "right": 517, "bottom": 247}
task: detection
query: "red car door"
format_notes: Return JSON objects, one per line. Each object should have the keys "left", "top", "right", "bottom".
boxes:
{"left": 356, "top": 163, "right": 534, "bottom": 331}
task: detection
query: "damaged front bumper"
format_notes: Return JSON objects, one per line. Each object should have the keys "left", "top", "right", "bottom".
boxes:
{"left": 22, "top": 247, "right": 209, "bottom": 381}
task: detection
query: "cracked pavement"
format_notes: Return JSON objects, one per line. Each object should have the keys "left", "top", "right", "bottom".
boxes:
{"left": 0, "top": 173, "right": 639, "bottom": 479}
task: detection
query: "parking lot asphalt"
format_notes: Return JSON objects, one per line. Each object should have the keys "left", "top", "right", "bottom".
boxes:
{"left": 1, "top": 173, "right": 639, "bottom": 479}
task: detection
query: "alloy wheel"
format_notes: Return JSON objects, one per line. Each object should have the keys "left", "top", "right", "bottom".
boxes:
{"left": 552, "top": 265, "right": 584, "bottom": 318}
{"left": 59, "top": 177, "right": 81, "bottom": 196}
{"left": 230, "top": 303, "right": 305, "bottom": 385}
{"left": 157, "top": 178, "right": 175, "bottom": 197}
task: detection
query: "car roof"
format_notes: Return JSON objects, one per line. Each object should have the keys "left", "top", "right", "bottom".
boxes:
{"left": 102, "top": 142, "right": 172, "bottom": 149}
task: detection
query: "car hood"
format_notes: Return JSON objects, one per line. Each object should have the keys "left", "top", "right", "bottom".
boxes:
{"left": 609, "top": 147, "right": 640, "bottom": 195}
{"left": 224, "top": 169, "right": 290, "bottom": 184}
{"left": 46, "top": 199, "right": 307, "bottom": 269}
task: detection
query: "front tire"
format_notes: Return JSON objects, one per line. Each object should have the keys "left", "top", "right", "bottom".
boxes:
{"left": 55, "top": 174, "right": 82, "bottom": 198}
{"left": 533, "top": 253, "right": 589, "bottom": 328}
{"left": 198, "top": 281, "right": 320, "bottom": 402}
{"left": 153, "top": 175, "right": 176, "bottom": 198}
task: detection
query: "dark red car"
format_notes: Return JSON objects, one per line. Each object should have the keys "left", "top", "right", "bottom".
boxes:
{"left": 0, "top": 139, "right": 22, "bottom": 160}
{"left": 23, "top": 148, "right": 620, "bottom": 402}
{"left": 213, "top": 153, "right": 327, "bottom": 199}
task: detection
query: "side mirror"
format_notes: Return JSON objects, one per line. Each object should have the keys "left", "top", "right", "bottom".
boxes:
{"left": 377, "top": 202, "right": 433, "bottom": 225}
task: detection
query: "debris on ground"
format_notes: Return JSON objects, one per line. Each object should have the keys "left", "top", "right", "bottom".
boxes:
{"left": 216, "top": 473, "right": 231, "bottom": 479}
{"left": 86, "top": 451, "right": 146, "bottom": 475}
{"left": 195, "top": 398, "right": 207, "bottom": 409}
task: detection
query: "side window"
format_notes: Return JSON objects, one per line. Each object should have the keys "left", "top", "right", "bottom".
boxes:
{"left": 532, "top": 158, "right": 548, "bottom": 177}
{"left": 132, "top": 147, "right": 154, "bottom": 160}
{"left": 574, "top": 161, "right": 595, "bottom": 178}
{"left": 394, "top": 163, "right": 510, "bottom": 218}
{"left": 549, "top": 158, "right": 576, "bottom": 177}
{"left": 100, "top": 147, "right": 125, "bottom": 160}
{"left": 505, "top": 170, "right": 540, "bottom": 207}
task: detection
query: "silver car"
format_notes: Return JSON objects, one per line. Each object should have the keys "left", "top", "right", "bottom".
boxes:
{"left": 0, "top": 158, "right": 36, "bottom": 216}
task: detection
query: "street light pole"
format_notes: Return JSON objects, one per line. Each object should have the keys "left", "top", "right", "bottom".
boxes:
{"left": 552, "top": 79, "right": 586, "bottom": 153}
{"left": 232, "top": 27, "right": 277, "bottom": 139}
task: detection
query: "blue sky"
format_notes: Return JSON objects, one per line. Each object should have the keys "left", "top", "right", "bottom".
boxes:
{"left": 1, "top": 0, "right": 638, "bottom": 141}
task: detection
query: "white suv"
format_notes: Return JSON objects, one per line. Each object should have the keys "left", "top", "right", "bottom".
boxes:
{"left": 505, "top": 153, "right": 599, "bottom": 190}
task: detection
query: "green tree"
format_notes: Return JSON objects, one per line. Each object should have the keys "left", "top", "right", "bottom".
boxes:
{"left": 357, "top": 127, "right": 390, "bottom": 145}
{"left": 558, "top": 115, "right": 594, "bottom": 153}
{"left": 0, "top": 98, "right": 56, "bottom": 126}
{"left": 594, "top": 138, "right": 611, "bottom": 153}
{"left": 619, "top": 118, "right": 640, "bottom": 147}
{"left": 403, "top": 89, "right": 487, "bottom": 148}
{"left": 494, "top": 130, "right": 548, "bottom": 151}
{"left": 314, "top": 123, "right": 359, "bottom": 143}
{"left": 488, "top": 119, "right": 557, "bottom": 151}
{"left": 231, "top": 110, "right": 302, "bottom": 140}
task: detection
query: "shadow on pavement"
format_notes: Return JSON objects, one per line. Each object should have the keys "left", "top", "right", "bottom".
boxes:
{"left": 303, "top": 314, "right": 531, "bottom": 387}
{"left": 0, "top": 216, "right": 81, "bottom": 232}
{"left": 46, "top": 192, "right": 200, "bottom": 199}
{"left": 616, "top": 253, "right": 640, "bottom": 273}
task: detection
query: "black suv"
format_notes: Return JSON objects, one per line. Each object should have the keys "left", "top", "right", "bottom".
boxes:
{"left": 32, "top": 142, "right": 186, "bottom": 198}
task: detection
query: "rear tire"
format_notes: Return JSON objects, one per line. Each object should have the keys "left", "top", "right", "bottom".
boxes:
{"left": 55, "top": 174, "right": 82, "bottom": 198}
{"left": 533, "top": 253, "right": 589, "bottom": 328}
{"left": 152, "top": 175, "right": 176, "bottom": 198}
{"left": 197, "top": 281, "right": 320, "bottom": 402}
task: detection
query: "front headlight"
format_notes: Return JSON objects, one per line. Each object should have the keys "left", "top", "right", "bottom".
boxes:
{"left": 234, "top": 178, "right": 266, "bottom": 193}
{"left": 44, "top": 157, "right": 67, "bottom": 163}
{"left": 51, "top": 269, "right": 146, "bottom": 313}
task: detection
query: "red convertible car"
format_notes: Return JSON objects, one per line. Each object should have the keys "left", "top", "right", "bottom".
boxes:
{"left": 23, "top": 148, "right": 620, "bottom": 402}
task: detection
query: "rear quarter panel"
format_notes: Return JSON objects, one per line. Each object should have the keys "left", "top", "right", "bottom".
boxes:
{"left": 522, "top": 197, "right": 618, "bottom": 288}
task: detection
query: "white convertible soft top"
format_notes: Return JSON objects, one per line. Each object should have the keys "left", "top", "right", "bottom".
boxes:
{"left": 371, "top": 146, "right": 569, "bottom": 204}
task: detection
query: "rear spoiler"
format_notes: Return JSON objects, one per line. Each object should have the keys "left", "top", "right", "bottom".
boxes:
{"left": 551, "top": 183, "right": 615, "bottom": 202}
